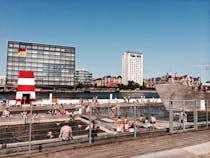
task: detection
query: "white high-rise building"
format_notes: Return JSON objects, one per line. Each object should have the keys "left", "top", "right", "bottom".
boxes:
{"left": 122, "top": 51, "right": 143, "bottom": 85}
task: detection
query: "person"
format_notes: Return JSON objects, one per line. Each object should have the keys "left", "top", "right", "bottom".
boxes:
{"left": 111, "top": 103, "right": 120, "bottom": 118}
{"left": 139, "top": 114, "right": 145, "bottom": 123}
{"left": 47, "top": 130, "right": 54, "bottom": 139}
{"left": 59, "top": 104, "right": 66, "bottom": 115}
{"left": 92, "top": 96, "right": 99, "bottom": 116}
{"left": 22, "top": 111, "right": 28, "bottom": 124}
{"left": 128, "top": 121, "right": 135, "bottom": 132}
{"left": 179, "top": 111, "right": 187, "bottom": 128}
{"left": 32, "top": 113, "right": 40, "bottom": 122}
{"left": 116, "top": 116, "right": 123, "bottom": 133}
{"left": 123, "top": 115, "right": 129, "bottom": 132}
{"left": 59, "top": 121, "right": 73, "bottom": 141}
{"left": 49, "top": 104, "right": 56, "bottom": 115}
{"left": 66, "top": 110, "right": 74, "bottom": 120}
{"left": 85, "top": 120, "right": 99, "bottom": 143}
{"left": 127, "top": 96, "right": 130, "bottom": 103}
{"left": 150, "top": 114, "right": 157, "bottom": 129}
{"left": 2, "top": 108, "right": 10, "bottom": 118}
{"left": 141, "top": 117, "right": 151, "bottom": 129}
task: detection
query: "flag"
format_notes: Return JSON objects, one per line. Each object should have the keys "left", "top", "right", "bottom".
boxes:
{"left": 18, "top": 48, "right": 27, "bottom": 56}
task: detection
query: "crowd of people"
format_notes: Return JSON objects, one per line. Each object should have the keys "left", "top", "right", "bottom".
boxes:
{"left": 115, "top": 114, "right": 157, "bottom": 133}
{"left": 0, "top": 96, "right": 160, "bottom": 145}
{"left": 77, "top": 97, "right": 99, "bottom": 116}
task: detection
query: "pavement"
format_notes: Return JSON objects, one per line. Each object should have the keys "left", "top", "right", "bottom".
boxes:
{"left": 132, "top": 141, "right": 210, "bottom": 158}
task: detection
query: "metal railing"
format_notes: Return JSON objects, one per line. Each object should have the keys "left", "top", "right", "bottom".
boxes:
{"left": 0, "top": 100, "right": 208, "bottom": 156}
{"left": 169, "top": 100, "right": 209, "bottom": 133}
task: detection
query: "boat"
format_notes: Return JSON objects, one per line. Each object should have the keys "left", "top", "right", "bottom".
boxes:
{"left": 155, "top": 74, "right": 210, "bottom": 111}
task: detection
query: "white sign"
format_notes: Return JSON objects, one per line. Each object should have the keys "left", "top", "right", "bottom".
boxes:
{"left": 200, "top": 100, "right": 205, "bottom": 110}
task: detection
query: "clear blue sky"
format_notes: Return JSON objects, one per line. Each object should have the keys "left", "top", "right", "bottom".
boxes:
{"left": 0, "top": 0, "right": 209, "bottom": 81}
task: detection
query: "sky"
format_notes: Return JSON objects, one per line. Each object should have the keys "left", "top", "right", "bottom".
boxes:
{"left": 0, "top": 0, "right": 209, "bottom": 81}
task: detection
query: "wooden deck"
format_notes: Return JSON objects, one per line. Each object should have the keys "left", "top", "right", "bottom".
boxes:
{"left": 2, "top": 128, "right": 210, "bottom": 158}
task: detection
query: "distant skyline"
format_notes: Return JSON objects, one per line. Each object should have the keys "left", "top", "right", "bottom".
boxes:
{"left": 0, "top": 0, "right": 209, "bottom": 81}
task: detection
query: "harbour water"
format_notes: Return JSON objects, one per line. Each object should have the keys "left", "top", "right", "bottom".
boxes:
{"left": 0, "top": 91, "right": 159, "bottom": 100}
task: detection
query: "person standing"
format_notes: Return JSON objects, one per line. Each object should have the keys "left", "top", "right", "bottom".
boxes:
{"left": 179, "top": 111, "right": 187, "bottom": 129}
{"left": 149, "top": 114, "right": 157, "bottom": 129}
{"left": 2, "top": 108, "right": 10, "bottom": 118}
{"left": 85, "top": 120, "right": 99, "bottom": 143}
{"left": 116, "top": 116, "right": 123, "bottom": 133}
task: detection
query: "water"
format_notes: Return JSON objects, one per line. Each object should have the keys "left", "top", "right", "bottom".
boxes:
{"left": 0, "top": 91, "right": 159, "bottom": 100}
{"left": 0, "top": 104, "right": 168, "bottom": 144}
{"left": 0, "top": 120, "right": 88, "bottom": 144}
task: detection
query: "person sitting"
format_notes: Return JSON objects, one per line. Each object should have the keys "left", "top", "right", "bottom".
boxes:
{"left": 141, "top": 117, "right": 151, "bottom": 128}
{"left": 59, "top": 121, "right": 73, "bottom": 141}
{"left": 139, "top": 114, "right": 145, "bottom": 123}
{"left": 128, "top": 121, "right": 135, "bottom": 132}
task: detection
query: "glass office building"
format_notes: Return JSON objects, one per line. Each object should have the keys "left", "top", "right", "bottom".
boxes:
{"left": 6, "top": 41, "right": 75, "bottom": 88}
{"left": 75, "top": 69, "right": 92, "bottom": 86}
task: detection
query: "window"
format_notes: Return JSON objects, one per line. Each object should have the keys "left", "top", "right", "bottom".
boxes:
{"left": 14, "top": 44, "right": 19, "bottom": 48}
{"left": 38, "top": 46, "right": 44, "bottom": 50}
{"left": 26, "top": 45, "right": 32, "bottom": 49}
{"left": 20, "top": 45, "right": 26, "bottom": 48}
{"left": 54, "top": 52, "right": 60, "bottom": 56}
{"left": 8, "top": 43, "right": 13, "bottom": 47}
{"left": 32, "top": 45, "right": 38, "bottom": 49}
{"left": 32, "top": 50, "right": 38, "bottom": 54}
{"left": 44, "top": 47, "right": 49, "bottom": 50}
{"left": 50, "top": 47, "right": 55, "bottom": 51}
{"left": 44, "top": 51, "right": 49, "bottom": 55}
{"left": 55, "top": 48, "right": 60, "bottom": 51}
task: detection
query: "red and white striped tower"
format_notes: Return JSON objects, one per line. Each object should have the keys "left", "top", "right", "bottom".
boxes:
{"left": 16, "top": 71, "right": 36, "bottom": 105}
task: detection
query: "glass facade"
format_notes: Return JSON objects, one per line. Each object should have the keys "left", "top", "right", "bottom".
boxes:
{"left": 6, "top": 41, "right": 75, "bottom": 88}
{"left": 75, "top": 70, "right": 92, "bottom": 86}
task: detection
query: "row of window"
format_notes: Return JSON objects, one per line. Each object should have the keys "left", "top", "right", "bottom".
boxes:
{"left": 7, "top": 71, "right": 74, "bottom": 78}
{"left": 75, "top": 75, "right": 92, "bottom": 78}
{"left": 7, "top": 67, "right": 74, "bottom": 74}
{"left": 8, "top": 43, "right": 75, "bottom": 52}
{"left": 7, "top": 80, "right": 74, "bottom": 86}
{"left": 7, "top": 60, "right": 75, "bottom": 67}
{"left": 8, "top": 53, "right": 75, "bottom": 61}
{"left": 8, "top": 49, "right": 75, "bottom": 56}
{"left": 7, "top": 76, "right": 74, "bottom": 82}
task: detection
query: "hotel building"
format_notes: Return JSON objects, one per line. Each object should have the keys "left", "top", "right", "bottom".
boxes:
{"left": 122, "top": 51, "right": 143, "bottom": 85}
{"left": 6, "top": 41, "right": 75, "bottom": 88}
